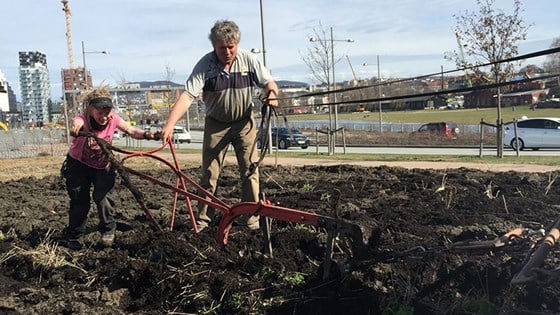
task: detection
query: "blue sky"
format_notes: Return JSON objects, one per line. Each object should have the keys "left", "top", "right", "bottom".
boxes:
{"left": 1, "top": 0, "right": 558, "bottom": 100}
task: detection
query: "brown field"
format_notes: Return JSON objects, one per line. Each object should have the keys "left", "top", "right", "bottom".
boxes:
{"left": 1, "top": 151, "right": 559, "bottom": 314}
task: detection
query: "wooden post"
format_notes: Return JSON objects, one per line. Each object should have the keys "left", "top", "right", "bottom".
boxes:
{"left": 479, "top": 119, "right": 484, "bottom": 158}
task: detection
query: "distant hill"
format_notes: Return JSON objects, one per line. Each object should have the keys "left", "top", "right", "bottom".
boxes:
{"left": 129, "top": 81, "right": 183, "bottom": 88}
{"left": 276, "top": 80, "right": 309, "bottom": 88}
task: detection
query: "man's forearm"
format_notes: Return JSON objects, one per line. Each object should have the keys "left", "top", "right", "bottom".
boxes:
{"left": 167, "top": 92, "right": 193, "bottom": 126}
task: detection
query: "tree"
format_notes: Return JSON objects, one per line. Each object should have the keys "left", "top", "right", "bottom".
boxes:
{"left": 543, "top": 37, "right": 560, "bottom": 73}
{"left": 446, "top": 0, "right": 530, "bottom": 157}
{"left": 300, "top": 22, "right": 349, "bottom": 155}
{"left": 114, "top": 72, "right": 135, "bottom": 123}
{"left": 543, "top": 37, "right": 560, "bottom": 98}
{"left": 301, "top": 21, "right": 333, "bottom": 86}
{"left": 164, "top": 63, "right": 176, "bottom": 112}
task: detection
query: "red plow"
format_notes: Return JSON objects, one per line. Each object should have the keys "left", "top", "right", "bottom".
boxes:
{"left": 79, "top": 131, "right": 370, "bottom": 278}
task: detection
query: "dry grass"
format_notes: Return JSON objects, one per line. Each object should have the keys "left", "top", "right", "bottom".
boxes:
{"left": 0, "top": 153, "right": 200, "bottom": 182}
{"left": 0, "top": 156, "right": 65, "bottom": 182}
{"left": 2, "top": 230, "right": 86, "bottom": 274}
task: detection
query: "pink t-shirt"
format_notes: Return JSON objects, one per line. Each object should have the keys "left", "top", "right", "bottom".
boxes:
{"left": 68, "top": 114, "right": 123, "bottom": 169}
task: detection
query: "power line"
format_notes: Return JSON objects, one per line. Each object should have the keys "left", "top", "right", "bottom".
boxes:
{"left": 287, "top": 46, "right": 560, "bottom": 102}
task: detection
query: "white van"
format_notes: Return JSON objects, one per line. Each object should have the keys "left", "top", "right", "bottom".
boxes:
{"left": 172, "top": 126, "right": 192, "bottom": 144}
{"left": 504, "top": 117, "right": 560, "bottom": 150}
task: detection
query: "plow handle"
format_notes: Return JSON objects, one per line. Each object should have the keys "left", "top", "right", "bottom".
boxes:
{"left": 511, "top": 220, "right": 560, "bottom": 284}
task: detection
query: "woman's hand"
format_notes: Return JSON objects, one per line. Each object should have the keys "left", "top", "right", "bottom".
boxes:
{"left": 70, "top": 122, "right": 84, "bottom": 137}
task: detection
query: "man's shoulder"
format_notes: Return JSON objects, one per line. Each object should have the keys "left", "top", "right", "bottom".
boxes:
{"left": 192, "top": 52, "right": 221, "bottom": 73}
{"left": 236, "top": 49, "right": 258, "bottom": 63}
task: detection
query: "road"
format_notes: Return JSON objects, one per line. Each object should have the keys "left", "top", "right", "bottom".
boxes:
{"left": 114, "top": 139, "right": 559, "bottom": 157}
{"left": 114, "top": 130, "right": 560, "bottom": 157}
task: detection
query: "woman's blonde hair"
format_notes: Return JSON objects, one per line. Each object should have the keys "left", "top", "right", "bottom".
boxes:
{"left": 80, "top": 85, "right": 113, "bottom": 129}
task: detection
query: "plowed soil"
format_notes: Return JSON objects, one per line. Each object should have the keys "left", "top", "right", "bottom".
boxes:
{"left": 1, "top": 154, "right": 560, "bottom": 314}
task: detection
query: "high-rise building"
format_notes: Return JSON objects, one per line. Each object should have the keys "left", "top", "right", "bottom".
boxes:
{"left": 7, "top": 84, "right": 17, "bottom": 113}
{"left": 61, "top": 67, "right": 87, "bottom": 111}
{"left": 0, "top": 69, "right": 8, "bottom": 113}
{"left": 19, "top": 51, "right": 51, "bottom": 125}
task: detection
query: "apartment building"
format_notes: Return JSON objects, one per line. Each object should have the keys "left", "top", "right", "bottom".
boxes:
{"left": 0, "top": 69, "right": 8, "bottom": 112}
{"left": 19, "top": 51, "right": 51, "bottom": 125}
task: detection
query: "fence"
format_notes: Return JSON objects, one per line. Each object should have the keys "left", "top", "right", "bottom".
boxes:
{"left": 0, "top": 129, "right": 68, "bottom": 159}
{"left": 285, "top": 120, "right": 495, "bottom": 134}
{"left": 0, "top": 121, "right": 496, "bottom": 159}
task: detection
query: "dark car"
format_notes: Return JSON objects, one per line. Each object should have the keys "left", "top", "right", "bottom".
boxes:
{"left": 415, "top": 121, "right": 460, "bottom": 139}
{"left": 257, "top": 127, "right": 310, "bottom": 149}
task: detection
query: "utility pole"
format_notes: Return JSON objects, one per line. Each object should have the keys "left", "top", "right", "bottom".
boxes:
{"left": 376, "top": 55, "right": 382, "bottom": 134}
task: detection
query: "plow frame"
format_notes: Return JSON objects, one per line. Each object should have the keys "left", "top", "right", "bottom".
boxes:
{"left": 78, "top": 132, "right": 368, "bottom": 276}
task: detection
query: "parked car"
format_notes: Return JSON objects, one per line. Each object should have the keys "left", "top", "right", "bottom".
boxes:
{"left": 414, "top": 121, "right": 460, "bottom": 139}
{"left": 172, "top": 126, "right": 192, "bottom": 144}
{"left": 257, "top": 127, "right": 310, "bottom": 150}
{"left": 503, "top": 117, "right": 560, "bottom": 150}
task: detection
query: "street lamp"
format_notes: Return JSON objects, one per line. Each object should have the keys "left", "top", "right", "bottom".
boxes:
{"left": 257, "top": 0, "right": 267, "bottom": 67}
{"left": 81, "top": 41, "right": 109, "bottom": 90}
{"left": 309, "top": 27, "right": 353, "bottom": 155}
{"left": 363, "top": 55, "right": 383, "bottom": 133}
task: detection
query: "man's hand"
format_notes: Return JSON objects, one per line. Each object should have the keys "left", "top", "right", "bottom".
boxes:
{"left": 265, "top": 97, "right": 278, "bottom": 107}
{"left": 265, "top": 89, "right": 279, "bottom": 107}
{"left": 161, "top": 125, "right": 174, "bottom": 143}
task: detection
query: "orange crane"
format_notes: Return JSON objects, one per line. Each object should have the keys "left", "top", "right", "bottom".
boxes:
{"left": 61, "top": 0, "right": 75, "bottom": 69}
{"left": 60, "top": 0, "right": 81, "bottom": 132}
{"left": 455, "top": 32, "right": 472, "bottom": 88}
{"left": 345, "top": 55, "right": 365, "bottom": 112}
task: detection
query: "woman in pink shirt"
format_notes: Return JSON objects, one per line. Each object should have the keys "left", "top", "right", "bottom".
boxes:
{"left": 61, "top": 86, "right": 155, "bottom": 250}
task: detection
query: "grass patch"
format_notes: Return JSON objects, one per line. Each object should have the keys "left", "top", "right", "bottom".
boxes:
{"left": 164, "top": 147, "right": 560, "bottom": 167}
{"left": 267, "top": 151, "right": 560, "bottom": 166}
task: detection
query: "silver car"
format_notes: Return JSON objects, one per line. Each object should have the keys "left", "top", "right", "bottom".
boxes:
{"left": 172, "top": 126, "right": 192, "bottom": 144}
{"left": 503, "top": 117, "right": 560, "bottom": 150}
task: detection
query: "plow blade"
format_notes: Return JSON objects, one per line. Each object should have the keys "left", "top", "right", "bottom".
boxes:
{"left": 216, "top": 201, "right": 369, "bottom": 256}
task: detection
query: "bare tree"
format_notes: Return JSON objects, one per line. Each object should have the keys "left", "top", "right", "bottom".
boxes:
{"left": 301, "top": 22, "right": 332, "bottom": 86}
{"left": 543, "top": 37, "right": 560, "bottom": 73}
{"left": 164, "top": 63, "right": 177, "bottom": 111}
{"left": 113, "top": 72, "right": 136, "bottom": 123}
{"left": 446, "top": 0, "right": 530, "bottom": 157}
{"left": 163, "top": 63, "right": 188, "bottom": 129}
{"left": 543, "top": 37, "right": 560, "bottom": 99}
{"left": 300, "top": 22, "right": 349, "bottom": 155}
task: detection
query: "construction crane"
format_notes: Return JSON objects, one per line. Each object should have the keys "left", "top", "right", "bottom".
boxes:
{"left": 345, "top": 55, "right": 366, "bottom": 112}
{"left": 61, "top": 0, "right": 75, "bottom": 69}
{"left": 346, "top": 55, "right": 358, "bottom": 82}
{"left": 455, "top": 32, "right": 472, "bottom": 88}
{"left": 60, "top": 0, "right": 80, "bottom": 141}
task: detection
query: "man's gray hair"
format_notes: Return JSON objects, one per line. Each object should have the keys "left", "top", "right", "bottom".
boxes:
{"left": 209, "top": 20, "right": 241, "bottom": 44}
